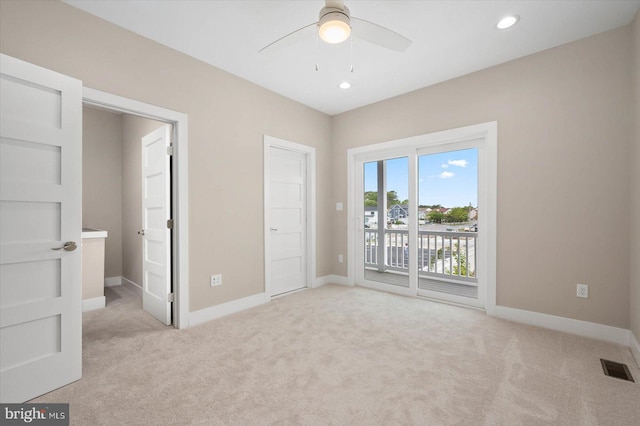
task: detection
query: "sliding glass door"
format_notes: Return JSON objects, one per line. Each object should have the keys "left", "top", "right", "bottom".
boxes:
{"left": 363, "top": 157, "right": 409, "bottom": 288}
{"left": 353, "top": 127, "right": 493, "bottom": 310}
{"left": 417, "top": 148, "right": 480, "bottom": 304}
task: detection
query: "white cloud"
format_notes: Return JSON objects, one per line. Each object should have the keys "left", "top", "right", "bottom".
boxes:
{"left": 448, "top": 159, "right": 468, "bottom": 168}
{"left": 438, "top": 171, "right": 455, "bottom": 179}
{"left": 441, "top": 164, "right": 449, "bottom": 168}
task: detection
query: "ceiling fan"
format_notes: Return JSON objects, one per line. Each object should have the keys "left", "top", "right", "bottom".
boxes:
{"left": 259, "top": 0, "right": 412, "bottom": 54}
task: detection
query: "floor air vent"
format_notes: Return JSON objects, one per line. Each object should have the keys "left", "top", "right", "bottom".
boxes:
{"left": 600, "top": 359, "right": 635, "bottom": 382}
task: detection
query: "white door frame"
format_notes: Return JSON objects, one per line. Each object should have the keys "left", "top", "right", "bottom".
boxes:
{"left": 264, "top": 135, "right": 316, "bottom": 297}
{"left": 347, "top": 122, "right": 497, "bottom": 315}
{"left": 82, "top": 88, "right": 190, "bottom": 329}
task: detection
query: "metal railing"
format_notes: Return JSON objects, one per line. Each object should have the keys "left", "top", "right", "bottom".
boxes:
{"left": 364, "top": 228, "right": 477, "bottom": 284}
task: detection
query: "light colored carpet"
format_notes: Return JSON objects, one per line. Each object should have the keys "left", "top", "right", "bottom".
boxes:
{"left": 32, "top": 284, "right": 639, "bottom": 425}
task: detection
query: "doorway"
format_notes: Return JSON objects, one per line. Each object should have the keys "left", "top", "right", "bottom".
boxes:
{"left": 82, "top": 106, "right": 174, "bottom": 325}
{"left": 348, "top": 122, "right": 497, "bottom": 312}
{"left": 83, "top": 88, "right": 189, "bottom": 328}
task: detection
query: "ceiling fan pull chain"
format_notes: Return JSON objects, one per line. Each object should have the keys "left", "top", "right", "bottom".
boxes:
{"left": 350, "top": 34, "right": 354, "bottom": 73}
{"left": 315, "top": 30, "right": 320, "bottom": 71}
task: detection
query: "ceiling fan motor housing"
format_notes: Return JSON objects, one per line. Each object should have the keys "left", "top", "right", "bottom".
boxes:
{"left": 318, "top": 6, "right": 351, "bottom": 44}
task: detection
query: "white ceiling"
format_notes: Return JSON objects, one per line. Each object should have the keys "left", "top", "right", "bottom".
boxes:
{"left": 64, "top": 1, "right": 640, "bottom": 116}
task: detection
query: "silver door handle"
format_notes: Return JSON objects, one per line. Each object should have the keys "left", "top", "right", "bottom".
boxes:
{"left": 51, "top": 241, "right": 77, "bottom": 251}
{"left": 137, "top": 230, "right": 146, "bottom": 236}
{"left": 270, "top": 228, "right": 278, "bottom": 231}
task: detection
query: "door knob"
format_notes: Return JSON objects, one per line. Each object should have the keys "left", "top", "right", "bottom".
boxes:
{"left": 137, "top": 230, "right": 146, "bottom": 236}
{"left": 51, "top": 241, "right": 77, "bottom": 251}
{"left": 270, "top": 228, "right": 278, "bottom": 231}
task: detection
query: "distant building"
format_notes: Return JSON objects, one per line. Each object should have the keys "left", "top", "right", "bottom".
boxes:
{"left": 388, "top": 204, "right": 409, "bottom": 221}
{"left": 364, "top": 206, "right": 378, "bottom": 227}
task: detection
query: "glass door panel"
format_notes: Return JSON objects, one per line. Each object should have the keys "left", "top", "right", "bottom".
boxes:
{"left": 363, "top": 157, "right": 409, "bottom": 287}
{"left": 417, "top": 148, "right": 479, "bottom": 300}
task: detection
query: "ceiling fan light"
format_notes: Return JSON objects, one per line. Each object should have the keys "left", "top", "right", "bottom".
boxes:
{"left": 318, "top": 10, "right": 351, "bottom": 44}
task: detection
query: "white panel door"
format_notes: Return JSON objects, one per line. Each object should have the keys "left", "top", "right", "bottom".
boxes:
{"left": 0, "top": 54, "right": 82, "bottom": 402}
{"left": 268, "top": 147, "right": 307, "bottom": 296}
{"left": 141, "top": 125, "right": 172, "bottom": 325}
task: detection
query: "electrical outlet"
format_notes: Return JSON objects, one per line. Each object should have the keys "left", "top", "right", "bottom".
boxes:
{"left": 338, "top": 254, "right": 343, "bottom": 263}
{"left": 577, "top": 284, "right": 588, "bottom": 298}
{"left": 210, "top": 274, "right": 222, "bottom": 287}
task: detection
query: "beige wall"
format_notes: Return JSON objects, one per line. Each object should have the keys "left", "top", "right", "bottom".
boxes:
{"left": 631, "top": 13, "right": 640, "bottom": 341}
{"left": 82, "top": 106, "right": 123, "bottom": 278}
{"left": 0, "top": 0, "right": 332, "bottom": 313}
{"left": 332, "top": 27, "right": 633, "bottom": 328}
{"left": 121, "top": 115, "right": 165, "bottom": 287}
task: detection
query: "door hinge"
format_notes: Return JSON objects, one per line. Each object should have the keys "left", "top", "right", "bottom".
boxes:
{"left": 167, "top": 219, "right": 174, "bottom": 229}
{"left": 167, "top": 144, "right": 174, "bottom": 156}
{"left": 167, "top": 293, "right": 175, "bottom": 303}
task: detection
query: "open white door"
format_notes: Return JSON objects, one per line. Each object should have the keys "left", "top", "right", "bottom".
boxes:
{"left": 0, "top": 54, "right": 82, "bottom": 402}
{"left": 141, "top": 125, "right": 172, "bottom": 325}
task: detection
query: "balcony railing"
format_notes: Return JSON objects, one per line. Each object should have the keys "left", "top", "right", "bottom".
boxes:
{"left": 364, "top": 228, "right": 477, "bottom": 284}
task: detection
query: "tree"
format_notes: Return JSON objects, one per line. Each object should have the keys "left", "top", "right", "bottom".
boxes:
{"left": 452, "top": 249, "right": 475, "bottom": 277}
{"left": 364, "top": 191, "right": 378, "bottom": 207}
{"left": 446, "top": 207, "right": 469, "bottom": 223}
{"left": 428, "top": 210, "right": 445, "bottom": 223}
{"left": 363, "top": 190, "right": 402, "bottom": 207}
{"left": 387, "top": 190, "right": 400, "bottom": 206}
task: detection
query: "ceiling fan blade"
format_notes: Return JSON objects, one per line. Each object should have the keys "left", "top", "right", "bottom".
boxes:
{"left": 259, "top": 22, "right": 317, "bottom": 54}
{"left": 351, "top": 17, "right": 412, "bottom": 52}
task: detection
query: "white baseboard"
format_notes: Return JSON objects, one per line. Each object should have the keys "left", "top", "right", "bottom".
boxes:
{"left": 314, "top": 274, "right": 353, "bottom": 288}
{"left": 495, "top": 306, "right": 630, "bottom": 347}
{"left": 82, "top": 296, "right": 105, "bottom": 312}
{"left": 188, "top": 292, "right": 270, "bottom": 327}
{"left": 104, "top": 276, "right": 122, "bottom": 287}
{"left": 121, "top": 276, "right": 142, "bottom": 298}
{"left": 630, "top": 331, "right": 640, "bottom": 369}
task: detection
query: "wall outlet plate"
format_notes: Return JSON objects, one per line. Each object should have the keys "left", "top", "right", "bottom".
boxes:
{"left": 210, "top": 274, "right": 222, "bottom": 287}
{"left": 338, "top": 254, "right": 343, "bottom": 263}
{"left": 577, "top": 284, "right": 588, "bottom": 298}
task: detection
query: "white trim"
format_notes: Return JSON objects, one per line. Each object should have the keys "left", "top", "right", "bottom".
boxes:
{"left": 358, "top": 280, "right": 416, "bottom": 297}
{"left": 122, "top": 277, "right": 143, "bottom": 298}
{"left": 104, "top": 276, "right": 122, "bottom": 287}
{"left": 82, "top": 88, "right": 190, "bottom": 329}
{"left": 346, "top": 121, "right": 497, "bottom": 313}
{"left": 263, "top": 135, "right": 316, "bottom": 297}
{"left": 314, "top": 274, "right": 353, "bottom": 288}
{"left": 271, "top": 287, "right": 308, "bottom": 299}
{"left": 82, "top": 296, "right": 105, "bottom": 312}
{"left": 495, "top": 305, "right": 630, "bottom": 346}
{"left": 188, "top": 292, "right": 270, "bottom": 327}
{"left": 630, "top": 331, "right": 640, "bottom": 368}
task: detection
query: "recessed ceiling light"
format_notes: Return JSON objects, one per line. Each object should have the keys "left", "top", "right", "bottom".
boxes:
{"left": 339, "top": 81, "right": 351, "bottom": 89}
{"left": 497, "top": 15, "right": 520, "bottom": 30}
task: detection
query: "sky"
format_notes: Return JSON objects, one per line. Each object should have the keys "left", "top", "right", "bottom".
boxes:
{"left": 364, "top": 148, "right": 478, "bottom": 207}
